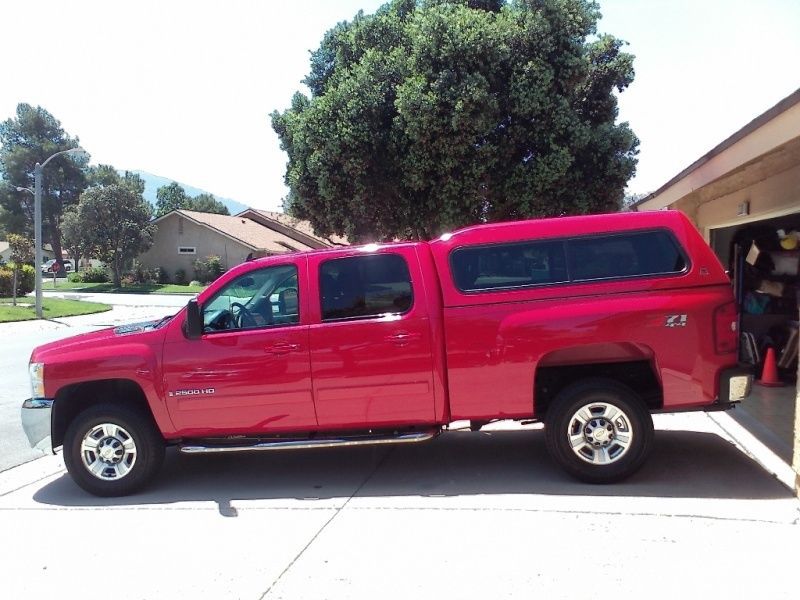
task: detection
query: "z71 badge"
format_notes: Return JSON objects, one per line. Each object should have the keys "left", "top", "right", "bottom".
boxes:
{"left": 168, "top": 388, "right": 216, "bottom": 397}
{"left": 665, "top": 314, "right": 688, "bottom": 328}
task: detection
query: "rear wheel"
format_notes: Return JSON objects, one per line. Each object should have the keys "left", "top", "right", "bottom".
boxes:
{"left": 63, "top": 403, "right": 165, "bottom": 496}
{"left": 544, "top": 379, "right": 654, "bottom": 483}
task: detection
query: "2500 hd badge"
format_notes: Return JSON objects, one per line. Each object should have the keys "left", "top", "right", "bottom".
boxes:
{"left": 168, "top": 388, "right": 216, "bottom": 397}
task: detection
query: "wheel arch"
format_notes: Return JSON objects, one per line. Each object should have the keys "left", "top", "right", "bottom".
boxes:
{"left": 52, "top": 379, "right": 162, "bottom": 449}
{"left": 533, "top": 344, "right": 662, "bottom": 418}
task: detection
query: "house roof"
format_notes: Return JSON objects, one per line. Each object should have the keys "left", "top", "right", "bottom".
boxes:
{"left": 237, "top": 209, "right": 349, "bottom": 248}
{"left": 160, "top": 210, "right": 317, "bottom": 253}
{"left": 633, "top": 86, "right": 800, "bottom": 209}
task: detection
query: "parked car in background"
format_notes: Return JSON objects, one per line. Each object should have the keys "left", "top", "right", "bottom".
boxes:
{"left": 40, "top": 259, "right": 73, "bottom": 275}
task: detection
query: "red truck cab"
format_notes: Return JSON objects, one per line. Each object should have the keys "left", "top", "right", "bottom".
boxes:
{"left": 22, "top": 211, "right": 751, "bottom": 496}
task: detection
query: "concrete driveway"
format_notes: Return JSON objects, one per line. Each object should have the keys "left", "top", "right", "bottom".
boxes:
{"left": 0, "top": 292, "right": 189, "bottom": 472}
{"left": 0, "top": 413, "right": 798, "bottom": 600}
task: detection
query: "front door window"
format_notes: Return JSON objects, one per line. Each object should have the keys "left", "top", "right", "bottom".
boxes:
{"left": 203, "top": 264, "right": 299, "bottom": 332}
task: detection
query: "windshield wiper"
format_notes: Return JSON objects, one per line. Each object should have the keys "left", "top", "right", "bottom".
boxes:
{"left": 153, "top": 314, "right": 174, "bottom": 329}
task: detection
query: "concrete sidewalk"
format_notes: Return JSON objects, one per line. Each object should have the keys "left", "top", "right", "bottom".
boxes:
{"left": 1, "top": 412, "right": 798, "bottom": 599}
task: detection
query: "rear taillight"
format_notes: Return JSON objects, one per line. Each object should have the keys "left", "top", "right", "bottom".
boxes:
{"left": 714, "top": 302, "right": 738, "bottom": 354}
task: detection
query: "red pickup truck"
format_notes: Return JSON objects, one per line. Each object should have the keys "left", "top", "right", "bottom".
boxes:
{"left": 22, "top": 211, "right": 751, "bottom": 496}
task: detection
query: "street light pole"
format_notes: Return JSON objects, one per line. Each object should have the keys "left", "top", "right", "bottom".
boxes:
{"left": 34, "top": 163, "right": 43, "bottom": 318}
{"left": 30, "top": 147, "right": 88, "bottom": 318}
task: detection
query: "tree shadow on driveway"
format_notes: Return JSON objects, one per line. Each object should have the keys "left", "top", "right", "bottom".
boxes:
{"left": 33, "top": 428, "right": 793, "bottom": 508}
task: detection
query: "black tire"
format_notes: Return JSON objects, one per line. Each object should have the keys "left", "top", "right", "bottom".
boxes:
{"left": 544, "top": 378, "right": 654, "bottom": 483}
{"left": 63, "top": 403, "right": 165, "bottom": 497}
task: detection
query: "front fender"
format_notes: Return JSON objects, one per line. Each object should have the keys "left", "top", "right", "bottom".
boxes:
{"left": 45, "top": 342, "right": 175, "bottom": 437}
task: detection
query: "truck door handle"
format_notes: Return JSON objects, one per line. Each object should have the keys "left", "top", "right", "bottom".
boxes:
{"left": 264, "top": 342, "right": 300, "bottom": 355}
{"left": 385, "top": 331, "right": 417, "bottom": 345}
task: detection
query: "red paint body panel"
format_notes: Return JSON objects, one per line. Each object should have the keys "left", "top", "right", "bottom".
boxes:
{"left": 30, "top": 211, "right": 739, "bottom": 443}
{"left": 162, "top": 255, "right": 315, "bottom": 437}
{"left": 33, "top": 327, "right": 176, "bottom": 436}
{"left": 305, "top": 245, "right": 438, "bottom": 428}
{"left": 442, "top": 286, "right": 733, "bottom": 419}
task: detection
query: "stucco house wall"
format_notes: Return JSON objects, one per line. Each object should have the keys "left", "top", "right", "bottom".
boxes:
{"left": 138, "top": 213, "right": 254, "bottom": 281}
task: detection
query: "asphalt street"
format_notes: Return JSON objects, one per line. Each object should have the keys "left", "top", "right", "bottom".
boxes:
{"left": 0, "top": 291, "right": 190, "bottom": 472}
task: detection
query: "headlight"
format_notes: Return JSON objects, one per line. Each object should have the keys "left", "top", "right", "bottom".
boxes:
{"left": 29, "top": 362, "right": 45, "bottom": 398}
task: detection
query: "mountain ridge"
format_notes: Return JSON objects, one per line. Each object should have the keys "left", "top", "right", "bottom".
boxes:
{"left": 123, "top": 170, "right": 249, "bottom": 215}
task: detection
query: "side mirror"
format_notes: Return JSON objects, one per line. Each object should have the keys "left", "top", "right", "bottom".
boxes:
{"left": 185, "top": 298, "right": 203, "bottom": 340}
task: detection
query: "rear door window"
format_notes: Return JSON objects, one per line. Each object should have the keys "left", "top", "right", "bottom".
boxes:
{"left": 320, "top": 254, "right": 413, "bottom": 321}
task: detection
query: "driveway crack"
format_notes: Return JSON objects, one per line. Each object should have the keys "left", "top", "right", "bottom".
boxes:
{"left": 257, "top": 448, "right": 393, "bottom": 599}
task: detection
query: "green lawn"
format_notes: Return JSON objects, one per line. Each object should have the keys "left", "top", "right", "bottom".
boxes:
{"left": 45, "top": 282, "right": 206, "bottom": 294}
{"left": 0, "top": 297, "right": 112, "bottom": 323}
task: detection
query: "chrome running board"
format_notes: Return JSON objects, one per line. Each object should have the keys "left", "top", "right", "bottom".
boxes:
{"left": 179, "top": 431, "right": 437, "bottom": 454}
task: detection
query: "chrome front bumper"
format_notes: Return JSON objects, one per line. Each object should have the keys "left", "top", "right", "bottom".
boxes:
{"left": 21, "top": 398, "right": 53, "bottom": 453}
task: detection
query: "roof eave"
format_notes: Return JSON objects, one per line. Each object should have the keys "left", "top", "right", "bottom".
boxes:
{"left": 632, "top": 86, "right": 800, "bottom": 210}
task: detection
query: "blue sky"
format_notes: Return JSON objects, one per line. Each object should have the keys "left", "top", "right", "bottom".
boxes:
{"left": 1, "top": 0, "right": 798, "bottom": 210}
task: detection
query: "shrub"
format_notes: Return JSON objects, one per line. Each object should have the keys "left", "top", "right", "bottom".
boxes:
{"left": 81, "top": 267, "right": 110, "bottom": 283}
{"left": 129, "top": 267, "right": 159, "bottom": 285}
{"left": 205, "top": 255, "right": 224, "bottom": 281}
{"left": 156, "top": 266, "right": 169, "bottom": 284}
{"left": 0, "top": 264, "right": 34, "bottom": 296}
{"left": 189, "top": 280, "right": 202, "bottom": 287}
{"left": 17, "top": 264, "right": 34, "bottom": 294}
{"left": 174, "top": 268, "right": 187, "bottom": 284}
{"left": 0, "top": 269, "right": 11, "bottom": 297}
{"left": 121, "top": 273, "right": 137, "bottom": 286}
{"left": 192, "top": 255, "right": 224, "bottom": 284}
{"left": 68, "top": 272, "right": 82, "bottom": 283}
{"left": 191, "top": 259, "right": 205, "bottom": 283}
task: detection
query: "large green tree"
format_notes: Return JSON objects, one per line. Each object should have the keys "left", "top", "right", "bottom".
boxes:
{"left": 0, "top": 104, "right": 88, "bottom": 256}
{"left": 155, "top": 181, "right": 229, "bottom": 216}
{"left": 86, "top": 164, "right": 146, "bottom": 195}
{"left": 73, "top": 183, "right": 156, "bottom": 286}
{"left": 0, "top": 206, "right": 8, "bottom": 239}
{"left": 190, "top": 193, "right": 230, "bottom": 215}
{"left": 63, "top": 166, "right": 148, "bottom": 270}
{"left": 155, "top": 181, "right": 191, "bottom": 217}
{"left": 272, "top": 0, "right": 638, "bottom": 241}
{"left": 60, "top": 206, "right": 92, "bottom": 273}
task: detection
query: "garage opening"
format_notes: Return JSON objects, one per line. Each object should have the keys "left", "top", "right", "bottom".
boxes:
{"left": 710, "top": 214, "right": 800, "bottom": 463}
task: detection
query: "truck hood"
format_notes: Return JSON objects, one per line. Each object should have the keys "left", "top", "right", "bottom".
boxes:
{"left": 31, "top": 318, "right": 171, "bottom": 362}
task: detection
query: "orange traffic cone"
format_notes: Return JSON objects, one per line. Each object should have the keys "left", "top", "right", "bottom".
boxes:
{"left": 758, "top": 347, "right": 785, "bottom": 387}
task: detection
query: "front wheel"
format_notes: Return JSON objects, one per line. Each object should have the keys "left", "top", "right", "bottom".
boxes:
{"left": 544, "top": 379, "right": 654, "bottom": 483}
{"left": 63, "top": 403, "right": 165, "bottom": 497}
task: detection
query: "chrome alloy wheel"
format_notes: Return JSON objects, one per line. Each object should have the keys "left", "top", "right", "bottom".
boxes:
{"left": 80, "top": 423, "right": 138, "bottom": 480}
{"left": 566, "top": 402, "right": 633, "bottom": 465}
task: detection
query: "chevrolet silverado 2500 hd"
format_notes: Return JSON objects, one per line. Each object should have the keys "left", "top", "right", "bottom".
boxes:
{"left": 22, "top": 211, "right": 751, "bottom": 496}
